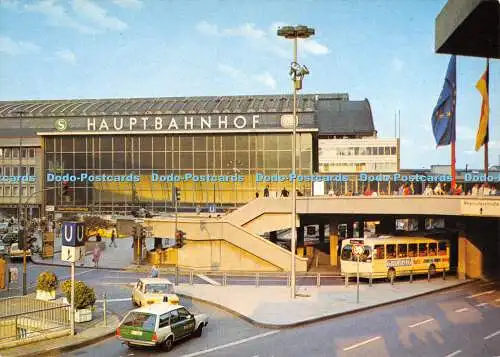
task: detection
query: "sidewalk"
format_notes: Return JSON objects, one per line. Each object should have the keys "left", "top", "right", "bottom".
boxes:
{"left": 175, "top": 277, "right": 472, "bottom": 328}
{"left": 0, "top": 314, "right": 121, "bottom": 357}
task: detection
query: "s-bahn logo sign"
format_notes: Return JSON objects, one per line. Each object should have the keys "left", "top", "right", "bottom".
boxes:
{"left": 85, "top": 115, "right": 261, "bottom": 131}
{"left": 54, "top": 118, "right": 68, "bottom": 131}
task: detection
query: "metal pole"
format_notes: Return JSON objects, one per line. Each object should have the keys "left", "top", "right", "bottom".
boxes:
{"left": 290, "top": 36, "right": 298, "bottom": 300}
{"left": 103, "top": 292, "right": 107, "bottom": 327}
{"left": 70, "top": 261, "right": 75, "bottom": 335}
{"left": 356, "top": 255, "right": 360, "bottom": 304}
{"left": 174, "top": 188, "right": 179, "bottom": 286}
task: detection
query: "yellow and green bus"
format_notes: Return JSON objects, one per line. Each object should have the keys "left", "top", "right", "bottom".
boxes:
{"left": 340, "top": 236, "right": 450, "bottom": 280}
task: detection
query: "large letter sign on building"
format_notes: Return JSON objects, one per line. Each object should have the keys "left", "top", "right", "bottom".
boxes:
{"left": 61, "top": 222, "right": 85, "bottom": 263}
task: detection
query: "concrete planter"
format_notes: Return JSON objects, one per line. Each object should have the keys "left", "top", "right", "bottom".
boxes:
{"left": 36, "top": 289, "right": 56, "bottom": 301}
{"left": 74, "top": 308, "right": 92, "bottom": 323}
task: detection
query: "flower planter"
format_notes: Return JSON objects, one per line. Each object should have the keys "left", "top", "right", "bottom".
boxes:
{"left": 74, "top": 308, "right": 92, "bottom": 323}
{"left": 36, "top": 289, "right": 56, "bottom": 301}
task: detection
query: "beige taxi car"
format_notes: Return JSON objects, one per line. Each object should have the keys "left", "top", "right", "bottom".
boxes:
{"left": 132, "top": 278, "right": 180, "bottom": 307}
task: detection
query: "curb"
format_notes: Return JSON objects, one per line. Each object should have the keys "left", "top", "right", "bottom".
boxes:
{"left": 20, "top": 314, "right": 121, "bottom": 357}
{"left": 177, "top": 279, "right": 477, "bottom": 329}
{"left": 30, "top": 256, "right": 128, "bottom": 272}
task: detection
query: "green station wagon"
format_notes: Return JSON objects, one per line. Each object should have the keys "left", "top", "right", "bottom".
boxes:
{"left": 116, "top": 304, "right": 208, "bottom": 351}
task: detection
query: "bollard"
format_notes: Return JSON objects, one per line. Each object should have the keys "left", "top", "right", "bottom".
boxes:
{"left": 255, "top": 272, "right": 260, "bottom": 287}
{"left": 316, "top": 273, "right": 321, "bottom": 288}
{"left": 369, "top": 273, "right": 372, "bottom": 287}
{"left": 410, "top": 270, "right": 413, "bottom": 283}
{"left": 189, "top": 271, "right": 193, "bottom": 285}
{"left": 103, "top": 292, "right": 107, "bottom": 327}
{"left": 223, "top": 272, "right": 227, "bottom": 286}
{"left": 442, "top": 268, "right": 446, "bottom": 280}
{"left": 345, "top": 273, "right": 349, "bottom": 287}
{"left": 390, "top": 274, "right": 394, "bottom": 286}
{"left": 427, "top": 270, "right": 431, "bottom": 282}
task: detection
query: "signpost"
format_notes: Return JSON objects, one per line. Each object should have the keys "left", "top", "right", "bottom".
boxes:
{"left": 351, "top": 240, "right": 364, "bottom": 304}
{"left": 60, "top": 221, "right": 85, "bottom": 336}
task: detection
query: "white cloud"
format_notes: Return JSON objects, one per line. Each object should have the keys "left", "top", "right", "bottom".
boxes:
{"left": 112, "top": 0, "right": 142, "bottom": 9}
{"left": 55, "top": 49, "right": 77, "bottom": 65}
{"left": 72, "top": 0, "right": 127, "bottom": 31}
{"left": 25, "top": 0, "right": 96, "bottom": 34}
{"left": 303, "top": 39, "right": 329, "bottom": 55}
{"left": 254, "top": 72, "right": 277, "bottom": 89}
{"left": 217, "top": 64, "right": 277, "bottom": 89}
{"left": 488, "top": 140, "right": 500, "bottom": 149}
{"left": 391, "top": 56, "right": 404, "bottom": 72}
{"left": 0, "top": 36, "right": 40, "bottom": 55}
{"left": 197, "top": 21, "right": 329, "bottom": 58}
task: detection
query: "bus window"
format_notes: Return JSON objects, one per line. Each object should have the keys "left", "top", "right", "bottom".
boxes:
{"left": 374, "top": 245, "right": 384, "bottom": 259}
{"left": 429, "top": 243, "right": 437, "bottom": 256}
{"left": 418, "top": 243, "right": 428, "bottom": 257}
{"left": 360, "top": 246, "right": 372, "bottom": 262}
{"left": 398, "top": 244, "right": 408, "bottom": 258}
{"left": 386, "top": 244, "right": 396, "bottom": 258}
{"left": 341, "top": 245, "right": 352, "bottom": 261}
{"left": 408, "top": 244, "right": 417, "bottom": 257}
{"left": 438, "top": 241, "right": 447, "bottom": 256}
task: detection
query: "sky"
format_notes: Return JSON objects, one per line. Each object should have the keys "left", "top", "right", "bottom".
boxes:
{"left": 0, "top": 0, "right": 498, "bottom": 170}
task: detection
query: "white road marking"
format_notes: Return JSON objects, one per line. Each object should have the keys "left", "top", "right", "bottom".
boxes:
{"left": 475, "top": 303, "right": 488, "bottom": 307}
{"left": 99, "top": 282, "right": 134, "bottom": 286}
{"left": 484, "top": 330, "right": 500, "bottom": 340}
{"left": 408, "top": 318, "right": 434, "bottom": 328}
{"left": 179, "top": 331, "right": 279, "bottom": 357}
{"left": 467, "top": 290, "right": 495, "bottom": 298}
{"left": 343, "top": 336, "right": 381, "bottom": 351}
{"left": 196, "top": 274, "right": 221, "bottom": 286}
{"left": 444, "top": 350, "right": 461, "bottom": 357}
{"left": 95, "top": 298, "right": 131, "bottom": 303}
{"left": 480, "top": 282, "right": 495, "bottom": 287}
{"left": 455, "top": 308, "right": 468, "bottom": 313}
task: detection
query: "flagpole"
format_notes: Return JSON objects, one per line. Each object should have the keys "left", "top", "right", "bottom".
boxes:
{"left": 451, "top": 57, "right": 457, "bottom": 192}
{"left": 484, "top": 58, "right": 489, "bottom": 176}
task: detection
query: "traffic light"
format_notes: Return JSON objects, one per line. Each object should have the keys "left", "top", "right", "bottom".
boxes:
{"left": 175, "top": 230, "right": 185, "bottom": 248}
{"left": 62, "top": 181, "right": 69, "bottom": 196}
{"left": 174, "top": 186, "right": 181, "bottom": 202}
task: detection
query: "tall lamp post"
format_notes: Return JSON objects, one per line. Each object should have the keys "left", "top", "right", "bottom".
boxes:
{"left": 277, "top": 25, "right": 314, "bottom": 299}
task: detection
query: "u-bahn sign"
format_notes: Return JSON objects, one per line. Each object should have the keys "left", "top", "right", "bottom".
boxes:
{"left": 61, "top": 222, "right": 85, "bottom": 247}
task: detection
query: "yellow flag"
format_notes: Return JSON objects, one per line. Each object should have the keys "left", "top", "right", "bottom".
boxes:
{"left": 475, "top": 61, "right": 489, "bottom": 151}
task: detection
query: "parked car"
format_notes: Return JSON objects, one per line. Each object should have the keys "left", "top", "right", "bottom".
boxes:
{"left": 9, "top": 243, "right": 31, "bottom": 259}
{"left": 116, "top": 304, "right": 208, "bottom": 350}
{"left": 0, "top": 242, "right": 7, "bottom": 256}
{"left": 1, "top": 232, "right": 18, "bottom": 245}
{"left": 132, "top": 278, "right": 179, "bottom": 307}
{"left": 0, "top": 222, "right": 9, "bottom": 234}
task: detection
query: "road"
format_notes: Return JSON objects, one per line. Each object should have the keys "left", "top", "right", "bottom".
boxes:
{"left": 47, "top": 279, "right": 500, "bottom": 357}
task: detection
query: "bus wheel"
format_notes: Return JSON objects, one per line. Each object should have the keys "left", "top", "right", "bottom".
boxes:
{"left": 387, "top": 268, "right": 396, "bottom": 282}
{"left": 428, "top": 264, "right": 436, "bottom": 276}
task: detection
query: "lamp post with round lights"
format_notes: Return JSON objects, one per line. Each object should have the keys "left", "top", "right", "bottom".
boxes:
{"left": 277, "top": 25, "right": 315, "bottom": 299}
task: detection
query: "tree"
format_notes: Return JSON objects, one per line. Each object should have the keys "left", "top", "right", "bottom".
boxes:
{"left": 56, "top": 215, "right": 111, "bottom": 241}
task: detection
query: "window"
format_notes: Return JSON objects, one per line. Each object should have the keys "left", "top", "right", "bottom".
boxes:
{"left": 0, "top": 167, "right": 2, "bottom": 175}
{"left": 386, "top": 244, "right": 396, "bottom": 258}
{"left": 408, "top": 244, "right": 417, "bottom": 257}
{"left": 177, "top": 308, "right": 191, "bottom": 320}
{"left": 12, "top": 186, "right": 18, "bottom": 196}
{"left": 4, "top": 148, "right": 11, "bottom": 158}
{"left": 29, "top": 148, "right": 35, "bottom": 158}
{"left": 170, "top": 310, "right": 180, "bottom": 324}
{"left": 29, "top": 186, "right": 35, "bottom": 196}
{"left": 5, "top": 186, "right": 11, "bottom": 196}
{"left": 429, "top": 243, "right": 437, "bottom": 256}
{"left": 341, "top": 245, "right": 352, "bottom": 261}
{"left": 122, "top": 312, "right": 157, "bottom": 330}
{"left": 12, "top": 167, "right": 18, "bottom": 176}
{"left": 0, "top": 148, "right": 2, "bottom": 158}
{"left": 391, "top": 147, "right": 396, "bottom": 155}
{"left": 398, "top": 244, "right": 408, "bottom": 258}
{"left": 144, "top": 284, "right": 174, "bottom": 294}
{"left": 12, "top": 148, "right": 19, "bottom": 158}
{"left": 22, "top": 186, "right": 27, "bottom": 196}
{"left": 438, "top": 241, "right": 447, "bottom": 256}
{"left": 159, "top": 313, "right": 171, "bottom": 328}
{"left": 29, "top": 167, "right": 35, "bottom": 176}
{"left": 418, "top": 243, "right": 428, "bottom": 257}
{"left": 374, "top": 245, "right": 384, "bottom": 259}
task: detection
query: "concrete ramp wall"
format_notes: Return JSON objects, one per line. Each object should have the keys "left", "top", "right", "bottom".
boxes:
{"left": 145, "top": 217, "right": 307, "bottom": 272}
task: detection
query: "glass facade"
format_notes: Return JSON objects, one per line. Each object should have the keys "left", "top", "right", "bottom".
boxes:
{"left": 43, "top": 133, "right": 313, "bottom": 213}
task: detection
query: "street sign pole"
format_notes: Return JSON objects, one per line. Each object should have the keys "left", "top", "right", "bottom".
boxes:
{"left": 70, "top": 261, "right": 75, "bottom": 335}
{"left": 174, "top": 187, "right": 179, "bottom": 286}
{"left": 356, "top": 254, "right": 360, "bottom": 304}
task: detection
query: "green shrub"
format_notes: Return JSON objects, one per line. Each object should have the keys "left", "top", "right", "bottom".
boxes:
{"left": 37, "top": 271, "right": 58, "bottom": 291}
{"left": 61, "top": 280, "right": 96, "bottom": 310}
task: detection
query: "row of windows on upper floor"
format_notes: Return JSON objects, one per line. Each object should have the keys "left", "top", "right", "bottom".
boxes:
{"left": 320, "top": 146, "right": 397, "bottom": 156}
{"left": 0, "top": 147, "right": 37, "bottom": 159}
{"left": 0, "top": 166, "right": 37, "bottom": 177}
{"left": 319, "top": 162, "right": 398, "bottom": 171}
{"left": 0, "top": 185, "right": 36, "bottom": 197}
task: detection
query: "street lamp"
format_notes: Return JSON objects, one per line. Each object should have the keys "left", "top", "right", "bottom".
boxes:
{"left": 277, "top": 25, "right": 314, "bottom": 299}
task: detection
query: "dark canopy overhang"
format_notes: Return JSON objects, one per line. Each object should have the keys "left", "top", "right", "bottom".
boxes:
{"left": 435, "top": 0, "right": 500, "bottom": 59}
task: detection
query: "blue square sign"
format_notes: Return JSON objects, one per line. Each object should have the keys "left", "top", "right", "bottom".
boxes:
{"left": 61, "top": 222, "right": 85, "bottom": 247}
